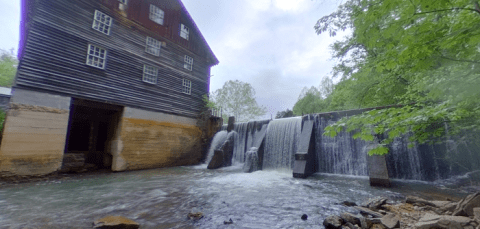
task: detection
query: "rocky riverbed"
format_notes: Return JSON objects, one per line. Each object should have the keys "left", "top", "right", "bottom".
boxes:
{"left": 324, "top": 192, "right": 480, "bottom": 229}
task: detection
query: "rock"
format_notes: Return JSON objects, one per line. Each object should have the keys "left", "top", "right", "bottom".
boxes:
{"left": 354, "top": 206, "right": 384, "bottom": 218}
{"left": 207, "top": 150, "right": 224, "bottom": 169}
{"left": 415, "top": 213, "right": 474, "bottom": 229}
{"left": 224, "top": 218, "right": 233, "bottom": 224}
{"left": 380, "top": 213, "right": 400, "bottom": 229}
{"left": 59, "top": 153, "right": 85, "bottom": 173}
{"left": 362, "top": 197, "right": 388, "bottom": 210}
{"left": 341, "top": 201, "right": 357, "bottom": 207}
{"left": 371, "top": 224, "right": 387, "bottom": 229}
{"left": 340, "top": 212, "right": 361, "bottom": 225}
{"left": 474, "top": 207, "right": 480, "bottom": 222}
{"left": 323, "top": 215, "right": 344, "bottom": 229}
{"left": 453, "top": 192, "right": 480, "bottom": 217}
{"left": 187, "top": 212, "right": 204, "bottom": 220}
{"left": 301, "top": 214, "right": 308, "bottom": 220}
{"left": 405, "top": 196, "right": 436, "bottom": 207}
{"left": 93, "top": 216, "right": 139, "bottom": 229}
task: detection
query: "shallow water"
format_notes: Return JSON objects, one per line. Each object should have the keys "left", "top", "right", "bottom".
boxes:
{"left": 0, "top": 166, "right": 466, "bottom": 229}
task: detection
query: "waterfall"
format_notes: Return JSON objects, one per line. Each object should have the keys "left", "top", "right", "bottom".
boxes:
{"left": 385, "top": 135, "right": 424, "bottom": 180}
{"left": 263, "top": 117, "right": 302, "bottom": 170}
{"left": 232, "top": 122, "right": 249, "bottom": 163}
{"left": 206, "top": 131, "right": 228, "bottom": 164}
{"left": 315, "top": 116, "right": 368, "bottom": 176}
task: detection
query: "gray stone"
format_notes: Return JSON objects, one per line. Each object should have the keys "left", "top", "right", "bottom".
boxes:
{"left": 380, "top": 213, "right": 400, "bottom": 228}
{"left": 207, "top": 150, "right": 224, "bottom": 169}
{"left": 415, "top": 213, "right": 473, "bottom": 229}
{"left": 405, "top": 196, "right": 436, "bottom": 207}
{"left": 362, "top": 197, "right": 387, "bottom": 210}
{"left": 323, "top": 215, "right": 344, "bottom": 229}
{"left": 354, "top": 206, "right": 384, "bottom": 218}
{"left": 453, "top": 192, "right": 480, "bottom": 217}
{"left": 474, "top": 207, "right": 480, "bottom": 222}
{"left": 93, "top": 216, "right": 139, "bottom": 229}
{"left": 340, "top": 212, "right": 361, "bottom": 226}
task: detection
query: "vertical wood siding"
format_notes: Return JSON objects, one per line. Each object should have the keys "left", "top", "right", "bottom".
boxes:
{"left": 16, "top": 0, "right": 216, "bottom": 118}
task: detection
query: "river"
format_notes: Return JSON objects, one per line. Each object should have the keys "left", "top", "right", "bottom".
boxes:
{"left": 0, "top": 165, "right": 465, "bottom": 229}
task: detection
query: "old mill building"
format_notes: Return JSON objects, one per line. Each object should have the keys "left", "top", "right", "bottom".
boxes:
{"left": 0, "top": 0, "right": 219, "bottom": 177}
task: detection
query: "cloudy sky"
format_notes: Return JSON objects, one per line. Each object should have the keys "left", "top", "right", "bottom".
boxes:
{"left": 0, "top": 0, "right": 344, "bottom": 119}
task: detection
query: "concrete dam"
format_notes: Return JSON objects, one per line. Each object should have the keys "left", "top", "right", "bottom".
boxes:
{"left": 207, "top": 110, "right": 480, "bottom": 183}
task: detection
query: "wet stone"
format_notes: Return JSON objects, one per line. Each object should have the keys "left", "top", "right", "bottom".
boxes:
{"left": 93, "top": 216, "right": 139, "bottom": 229}
{"left": 301, "top": 214, "right": 308, "bottom": 220}
{"left": 323, "top": 215, "right": 344, "bottom": 229}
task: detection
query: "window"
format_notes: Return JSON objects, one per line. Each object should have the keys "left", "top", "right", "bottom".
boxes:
{"left": 182, "top": 79, "right": 192, "bottom": 95}
{"left": 149, "top": 5, "right": 164, "bottom": 25}
{"left": 145, "top": 37, "right": 161, "bottom": 56}
{"left": 143, "top": 65, "right": 158, "bottom": 84}
{"left": 118, "top": 0, "right": 127, "bottom": 4}
{"left": 180, "top": 24, "right": 189, "bottom": 40}
{"left": 86, "top": 44, "right": 107, "bottom": 69}
{"left": 92, "top": 10, "right": 112, "bottom": 35}
{"left": 184, "top": 55, "right": 193, "bottom": 71}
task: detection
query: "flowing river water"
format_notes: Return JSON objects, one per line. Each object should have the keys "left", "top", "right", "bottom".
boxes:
{"left": 0, "top": 165, "right": 465, "bottom": 229}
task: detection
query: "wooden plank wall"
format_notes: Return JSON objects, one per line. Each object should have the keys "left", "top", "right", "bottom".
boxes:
{"left": 16, "top": 0, "right": 215, "bottom": 118}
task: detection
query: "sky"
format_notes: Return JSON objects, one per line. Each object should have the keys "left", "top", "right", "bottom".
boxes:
{"left": 0, "top": 0, "right": 344, "bottom": 119}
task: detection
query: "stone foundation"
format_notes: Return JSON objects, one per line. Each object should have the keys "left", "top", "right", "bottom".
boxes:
{"left": 0, "top": 89, "right": 71, "bottom": 177}
{"left": 112, "top": 107, "right": 203, "bottom": 171}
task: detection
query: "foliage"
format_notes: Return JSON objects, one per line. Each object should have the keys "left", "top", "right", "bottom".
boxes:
{"left": 211, "top": 80, "right": 267, "bottom": 123}
{"left": 275, "top": 109, "right": 295, "bottom": 119}
{"left": 317, "top": 0, "right": 480, "bottom": 155}
{"left": 0, "top": 109, "right": 5, "bottom": 131}
{"left": 292, "top": 77, "right": 334, "bottom": 116}
{"left": 0, "top": 49, "right": 17, "bottom": 87}
{"left": 202, "top": 94, "right": 218, "bottom": 109}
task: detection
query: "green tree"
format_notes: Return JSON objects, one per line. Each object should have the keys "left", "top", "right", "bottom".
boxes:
{"left": 275, "top": 109, "right": 294, "bottom": 119}
{"left": 316, "top": 0, "right": 480, "bottom": 155}
{"left": 292, "top": 86, "right": 328, "bottom": 115}
{"left": 211, "top": 80, "right": 267, "bottom": 123}
{"left": 0, "top": 49, "right": 17, "bottom": 87}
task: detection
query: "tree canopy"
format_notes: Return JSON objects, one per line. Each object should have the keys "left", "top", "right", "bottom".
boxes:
{"left": 211, "top": 80, "right": 267, "bottom": 123}
{"left": 315, "top": 0, "right": 480, "bottom": 155}
{"left": 275, "top": 109, "right": 295, "bottom": 119}
{"left": 0, "top": 49, "right": 17, "bottom": 87}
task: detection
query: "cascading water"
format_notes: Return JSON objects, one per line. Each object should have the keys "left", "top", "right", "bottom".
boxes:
{"left": 385, "top": 135, "right": 424, "bottom": 180}
{"left": 232, "top": 122, "right": 249, "bottom": 163}
{"left": 314, "top": 115, "right": 368, "bottom": 176}
{"left": 205, "top": 130, "right": 227, "bottom": 164}
{"left": 263, "top": 117, "right": 302, "bottom": 170}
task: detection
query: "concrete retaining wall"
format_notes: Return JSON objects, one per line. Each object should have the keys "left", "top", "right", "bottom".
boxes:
{"left": 111, "top": 107, "right": 203, "bottom": 171}
{"left": 0, "top": 89, "right": 71, "bottom": 177}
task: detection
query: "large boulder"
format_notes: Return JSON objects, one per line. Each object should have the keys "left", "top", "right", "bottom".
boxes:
{"left": 323, "top": 215, "right": 344, "bottom": 229}
{"left": 340, "top": 212, "right": 361, "bottom": 226}
{"left": 453, "top": 192, "right": 480, "bottom": 217}
{"left": 415, "top": 213, "right": 475, "bottom": 229}
{"left": 93, "top": 216, "right": 139, "bottom": 229}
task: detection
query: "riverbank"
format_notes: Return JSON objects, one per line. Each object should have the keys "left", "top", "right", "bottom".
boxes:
{"left": 324, "top": 193, "right": 480, "bottom": 229}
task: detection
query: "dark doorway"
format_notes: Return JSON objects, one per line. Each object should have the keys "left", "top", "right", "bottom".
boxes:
{"left": 62, "top": 99, "right": 123, "bottom": 172}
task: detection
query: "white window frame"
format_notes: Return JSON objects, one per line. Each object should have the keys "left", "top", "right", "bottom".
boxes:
{"left": 149, "top": 4, "right": 165, "bottom": 25}
{"left": 180, "top": 24, "right": 189, "bottom": 40}
{"left": 86, "top": 44, "right": 107, "bottom": 69}
{"left": 145, "top": 37, "right": 161, "bottom": 56}
{"left": 182, "top": 79, "right": 192, "bottom": 95}
{"left": 92, "top": 10, "right": 112, "bottom": 35}
{"left": 184, "top": 55, "right": 193, "bottom": 71}
{"left": 143, "top": 65, "right": 158, "bottom": 84}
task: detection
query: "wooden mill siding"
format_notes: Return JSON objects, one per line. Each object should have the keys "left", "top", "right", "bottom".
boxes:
{"left": 16, "top": 0, "right": 218, "bottom": 118}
